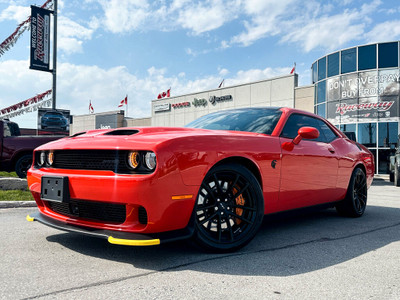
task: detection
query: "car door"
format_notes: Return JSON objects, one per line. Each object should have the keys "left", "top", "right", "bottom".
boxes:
{"left": 278, "top": 113, "right": 340, "bottom": 211}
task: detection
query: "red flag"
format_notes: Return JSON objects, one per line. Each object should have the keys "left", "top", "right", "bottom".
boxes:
{"left": 157, "top": 88, "right": 171, "bottom": 99}
{"left": 290, "top": 62, "right": 296, "bottom": 74}
{"left": 89, "top": 101, "right": 94, "bottom": 114}
{"left": 118, "top": 96, "right": 128, "bottom": 107}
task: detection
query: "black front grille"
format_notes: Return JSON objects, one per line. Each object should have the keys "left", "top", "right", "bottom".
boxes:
{"left": 47, "top": 199, "right": 126, "bottom": 224}
{"left": 52, "top": 150, "right": 131, "bottom": 173}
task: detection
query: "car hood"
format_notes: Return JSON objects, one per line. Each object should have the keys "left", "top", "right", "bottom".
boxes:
{"left": 35, "top": 127, "right": 265, "bottom": 151}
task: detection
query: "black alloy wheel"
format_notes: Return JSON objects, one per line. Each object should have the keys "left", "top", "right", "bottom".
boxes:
{"left": 15, "top": 154, "right": 33, "bottom": 178}
{"left": 336, "top": 168, "right": 367, "bottom": 218}
{"left": 193, "top": 163, "right": 264, "bottom": 252}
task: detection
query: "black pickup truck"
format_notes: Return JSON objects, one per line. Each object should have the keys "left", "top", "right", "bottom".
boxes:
{"left": 0, "top": 120, "right": 64, "bottom": 178}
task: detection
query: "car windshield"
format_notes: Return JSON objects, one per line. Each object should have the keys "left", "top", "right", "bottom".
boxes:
{"left": 185, "top": 108, "right": 282, "bottom": 135}
{"left": 45, "top": 112, "right": 63, "bottom": 117}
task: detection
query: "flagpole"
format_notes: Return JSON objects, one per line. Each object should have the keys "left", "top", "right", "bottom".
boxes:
{"left": 52, "top": 0, "right": 57, "bottom": 110}
{"left": 126, "top": 95, "right": 128, "bottom": 118}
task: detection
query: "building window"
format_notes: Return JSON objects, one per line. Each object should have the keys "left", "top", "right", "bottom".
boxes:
{"left": 378, "top": 122, "right": 398, "bottom": 147}
{"left": 358, "top": 44, "right": 376, "bottom": 70}
{"left": 317, "top": 103, "right": 326, "bottom": 118}
{"left": 358, "top": 123, "right": 376, "bottom": 147}
{"left": 318, "top": 57, "right": 326, "bottom": 81}
{"left": 341, "top": 48, "right": 357, "bottom": 74}
{"left": 378, "top": 42, "right": 398, "bottom": 68}
{"left": 340, "top": 123, "right": 356, "bottom": 134}
{"left": 327, "top": 52, "right": 339, "bottom": 77}
{"left": 312, "top": 62, "right": 317, "bottom": 83}
{"left": 317, "top": 80, "right": 326, "bottom": 103}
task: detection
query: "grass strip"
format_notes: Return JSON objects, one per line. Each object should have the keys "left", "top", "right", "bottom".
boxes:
{"left": 0, "top": 190, "right": 34, "bottom": 201}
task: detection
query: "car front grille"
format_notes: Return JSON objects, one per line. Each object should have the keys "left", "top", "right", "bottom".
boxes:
{"left": 52, "top": 150, "right": 131, "bottom": 173}
{"left": 46, "top": 199, "right": 126, "bottom": 224}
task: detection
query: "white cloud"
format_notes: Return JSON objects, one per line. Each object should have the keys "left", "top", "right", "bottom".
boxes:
{"left": 96, "top": 0, "right": 150, "bottom": 33}
{"left": 176, "top": 0, "right": 236, "bottom": 35}
{"left": 58, "top": 16, "right": 94, "bottom": 54}
{"left": 0, "top": 5, "right": 29, "bottom": 23}
{"left": 365, "top": 20, "right": 400, "bottom": 43}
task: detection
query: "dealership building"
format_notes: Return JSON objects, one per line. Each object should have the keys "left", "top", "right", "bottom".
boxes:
{"left": 71, "top": 41, "right": 400, "bottom": 174}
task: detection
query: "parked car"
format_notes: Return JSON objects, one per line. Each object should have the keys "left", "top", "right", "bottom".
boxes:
{"left": 389, "top": 134, "right": 400, "bottom": 186}
{"left": 0, "top": 119, "right": 64, "bottom": 178}
{"left": 40, "top": 110, "right": 68, "bottom": 130}
{"left": 26, "top": 107, "right": 374, "bottom": 252}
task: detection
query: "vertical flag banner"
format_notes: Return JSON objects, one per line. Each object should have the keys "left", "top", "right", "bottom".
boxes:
{"left": 30, "top": 5, "right": 51, "bottom": 72}
{"left": 118, "top": 96, "right": 128, "bottom": 107}
{"left": 89, "top": 101, "right": 94, "bottom": 114}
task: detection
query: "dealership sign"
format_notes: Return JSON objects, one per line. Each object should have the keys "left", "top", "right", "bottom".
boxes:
{"left": 209, "top": 95, "right": 232, "bottom": 105}
{"left": 30, "top": 5, "right": 51, "bottom": 72}
{"left": 154, "top": 103, "right": 171, "bottom": 112}
{"left": 326, "top": 69, "right": 399, "bottom": 121}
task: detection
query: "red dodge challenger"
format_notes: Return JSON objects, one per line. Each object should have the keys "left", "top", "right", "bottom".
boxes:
{"left": 27, "top": 107, "right": 374, "bottom": 251}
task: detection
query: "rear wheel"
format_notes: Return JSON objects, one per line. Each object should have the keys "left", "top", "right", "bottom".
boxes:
{"left": 192, "top": 163, "right": 264, "bottom": 252}
{"left": 336, "top": 168, "right": 367, "bottom": 217}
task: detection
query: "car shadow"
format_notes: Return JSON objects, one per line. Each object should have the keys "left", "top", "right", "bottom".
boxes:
{"left": 46, "top": 204, "right": 400, "bottom": 277}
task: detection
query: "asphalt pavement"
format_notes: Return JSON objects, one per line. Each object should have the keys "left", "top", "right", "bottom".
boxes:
{"left": 0, "top": 178, "right": 399, "bottom": 299}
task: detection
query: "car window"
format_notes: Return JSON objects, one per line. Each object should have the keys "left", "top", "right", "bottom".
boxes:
{"left": 3, "top": 122, "right": 20, "bottom": 137}
{"left": 281, "top": 114, "right": 337, "bottom": 143}
{"left": 186, "top": 108, "right": 282, "bottom": 135}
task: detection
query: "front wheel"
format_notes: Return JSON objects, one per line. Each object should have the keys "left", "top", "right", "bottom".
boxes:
{"left": 192, "top": 163, "right": 264, "bottom": 252}
{"left": 15, "top": 154, "right": 32, "bottom": 178}
{"left": 394, "top": 164, "right": 400, "bottom": 187}
{"left": 336, "top": 168, "right": 367, "bottom": 217}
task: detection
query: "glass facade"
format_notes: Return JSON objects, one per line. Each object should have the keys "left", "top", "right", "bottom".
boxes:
{"left": 341, "top": 48, "right": 357, "bottom": 74}
{"left": 312, "top": 41, "right": 400, "bottom": 174}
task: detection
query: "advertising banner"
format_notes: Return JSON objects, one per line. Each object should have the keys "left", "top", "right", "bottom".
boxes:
{"left": 38, "top": 108, "right": 70, "bottom": 135}
{"left": 30, "top": 5, "right": 51, "bottom": 72}
{"left": 326, "top": 68, "right": 400, "bottom": 122}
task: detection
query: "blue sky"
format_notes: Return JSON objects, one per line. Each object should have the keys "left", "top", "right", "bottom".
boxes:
{"left": 0, "top": 0, "right": 400, "bottom": 128}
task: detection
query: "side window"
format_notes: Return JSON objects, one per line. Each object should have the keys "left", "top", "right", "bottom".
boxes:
{"left": 280, "top": 114, "right": 314, "bottom": 139}
{"left": 314, "top": 119, "right": 337, "bottom": 143}
{"left": 281, "top": 114, "right": 337, "bottom": 143}
{"left": 3, "top": 124, "right": 11, "bottom": 137}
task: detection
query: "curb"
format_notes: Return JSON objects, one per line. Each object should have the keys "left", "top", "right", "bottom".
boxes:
{"left": 0, "top": 201, "right": 36, "bottom": 209}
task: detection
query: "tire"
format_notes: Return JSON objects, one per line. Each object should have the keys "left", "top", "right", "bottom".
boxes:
{"left": 15, "top": 154, "right": 33, "bottom": 178}
{"left": 389, "top": 172, "right": 394, "bottom": 182}
{"left": 336, "top": 168, "right": 367, "bottom": 218}
{"left": 395, "top": 164, "right": 400, "bottom": 187}
{"left": 192, "top": 163, "right": 264, "bottom": 252}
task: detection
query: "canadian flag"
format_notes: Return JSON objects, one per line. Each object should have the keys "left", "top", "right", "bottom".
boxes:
{"left": 118, "top": 96, "right": 128, "bottom": 107}
{"left": 290, "top": 62, "right": 296, "bottom": 74}
{"left": 89, "top": 100, "right": 94, "bottom": 114}
{"left": 157, "top": 88, "right": 171, "bottom": 99}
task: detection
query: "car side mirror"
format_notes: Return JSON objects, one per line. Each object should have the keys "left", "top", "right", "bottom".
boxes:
{"left": 282, "top": 127, "right": 319, "bottom": 151}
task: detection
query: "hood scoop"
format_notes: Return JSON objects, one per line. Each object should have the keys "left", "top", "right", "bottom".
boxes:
{"left": 104, "top": 129, "right": 139, "bottom": 136}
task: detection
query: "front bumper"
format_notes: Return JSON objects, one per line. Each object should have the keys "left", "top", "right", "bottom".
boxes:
{"left": 27, "top": 211, "right": 194, "bottom": 246}
{"left": 27, "top": 167, "right": 199, "bottom": 234}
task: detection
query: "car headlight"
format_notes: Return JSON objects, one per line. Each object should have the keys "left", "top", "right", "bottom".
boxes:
{"left": 144, "top": 152, "right": 156, "bottom": 170}
{"left": 38, "top": 151, "right": 46, "bottom": 166}
{"left": 47, "top": 151, "right": 54, "bottom": 166}
{"left": 128, "top": 151, "right": 140, "bottom": 169}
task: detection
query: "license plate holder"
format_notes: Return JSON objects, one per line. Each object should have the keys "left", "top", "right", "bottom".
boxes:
{"left": 41, "top": 176, "right": 70, "bottom": 203}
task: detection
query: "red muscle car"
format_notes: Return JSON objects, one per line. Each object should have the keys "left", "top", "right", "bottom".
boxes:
{"left": 27, "top": 107, "right": 374, "bottom": 252}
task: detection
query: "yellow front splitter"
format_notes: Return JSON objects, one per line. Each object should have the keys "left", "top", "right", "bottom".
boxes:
{"left": 108, "top": 236, "right": 160, "bottom": 246}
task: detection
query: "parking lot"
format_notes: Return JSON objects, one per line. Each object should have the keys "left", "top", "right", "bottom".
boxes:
{"left": 0, "top": 178, "right": 399, "bottom": 299}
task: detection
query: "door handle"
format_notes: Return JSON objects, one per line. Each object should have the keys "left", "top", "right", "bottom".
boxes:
{"left": 328, "top": 147, "right": 335, "bottom": 153}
